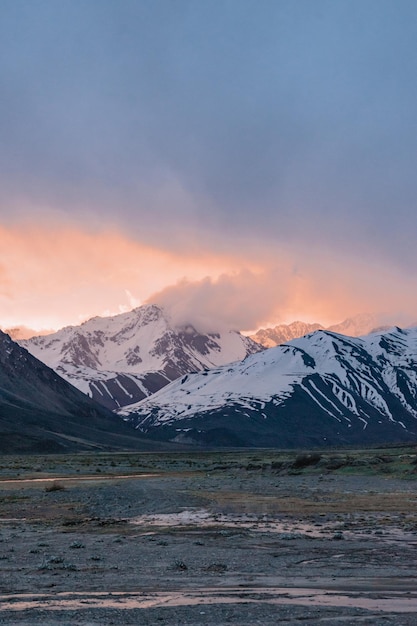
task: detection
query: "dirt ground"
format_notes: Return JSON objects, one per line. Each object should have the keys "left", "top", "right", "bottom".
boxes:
{"left": 1, "top": 448, "right": 417, "bottom": 624}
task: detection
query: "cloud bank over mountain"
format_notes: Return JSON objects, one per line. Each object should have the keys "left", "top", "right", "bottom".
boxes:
{"left": 1, "top": 1, "right": 417, "bottom": 330}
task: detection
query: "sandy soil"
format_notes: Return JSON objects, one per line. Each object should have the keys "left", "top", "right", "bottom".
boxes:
{"left": 1, "top": 449, "right": 417, "bottom": 624}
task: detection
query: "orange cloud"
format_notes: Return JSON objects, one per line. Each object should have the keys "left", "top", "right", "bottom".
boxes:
{"left": 150, "top": 268, "right": 291, "bottom": 333}
{"left": 3, "top": 326, "right": 55, "bottom": 340}
{"left": 0, "top": 222, "right": 242, "bottom": 331}
{"left": 150, "top": 244, "right": 417, "bottom": 332}
{"left": 0, "top": 261, "right": 11, "bottom": 297}
{"left": 1, "top": 219, "right": 417, "bottom": 334}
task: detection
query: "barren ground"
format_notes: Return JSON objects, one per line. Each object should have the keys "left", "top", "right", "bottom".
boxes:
{"left": 1, "top": 448, "right": 417, "bottom": 624}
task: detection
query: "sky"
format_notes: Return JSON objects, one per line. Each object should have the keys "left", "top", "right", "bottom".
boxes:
{"left": 1, "top": 0, "right": 417, "bottom": 335}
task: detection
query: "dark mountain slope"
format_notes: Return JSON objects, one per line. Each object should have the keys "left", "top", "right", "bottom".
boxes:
{"left": 0, "top": 331, "right": 165, "bottom": 453}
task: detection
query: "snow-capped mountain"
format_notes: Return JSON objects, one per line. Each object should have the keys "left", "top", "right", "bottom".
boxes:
{"left": 119, "top": 326, "right": 417, "bottom": 447}
{"left": 0, "top": 331, "right": 150, "bottom": 453}
{"left": 21, "top": 304, "right": 263, "bottom": 411}
{"left": 250, "top": 313, "right": 381, "bottom": 348}
{"left": 251, "top": 321, "right": 324, "bottom": 348}
{"left": 327, "top": 313, "right": 383, "bottom": 337}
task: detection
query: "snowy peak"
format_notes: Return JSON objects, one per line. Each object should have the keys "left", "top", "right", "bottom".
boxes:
{"left": 327, "top": 313, "right": 380, "bottom": 337}
{"left": 250, "top": 314, "right": 382, "bottom": 348}
{"left": 21, "top": 304, "right": 263, "bottom": 410}
{"left": 120, "top": 327, "right": 417, "bottom": 448}
{"left": 250, "top": 321, "right": 324, "bottom": 348}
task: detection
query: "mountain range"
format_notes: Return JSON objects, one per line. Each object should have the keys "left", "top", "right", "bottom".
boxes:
{"left": 21, "top": 305, "right": 262, "bottom": 411}
{"left": 119, "top": 326, "right": 417, "bottom": 448}
{"left": 249, "top": 313, "right": 389, "bottom": 347}
{"left": 5, "top": 305, "right": 417, "bottom": 450}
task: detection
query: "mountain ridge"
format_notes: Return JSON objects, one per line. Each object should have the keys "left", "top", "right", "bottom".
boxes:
{"left": 21, "top": 304, "right": 263, "bottom": 411}
{"left": 119, "top": 326, "right": 417, "bottom": 448}
{"left": 249, "top": 313, "right": 392, "bottom": 347}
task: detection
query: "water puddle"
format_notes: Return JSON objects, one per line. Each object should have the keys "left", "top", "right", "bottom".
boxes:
{"left": 0, "top": 473, "right": 159, "bottom": 487}
{"left": 3, "top": 586, "right": 417, "bottom": 613}
{"left": 130, "top": 508, "right": 417, "bottom": 543}
{"left": 130, "top": 508, "right": 337, "bottom": 538}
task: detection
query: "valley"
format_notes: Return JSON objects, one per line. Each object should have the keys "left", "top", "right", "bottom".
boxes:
{"left": 1, "top": 447, "right": 417, "bottom": 624}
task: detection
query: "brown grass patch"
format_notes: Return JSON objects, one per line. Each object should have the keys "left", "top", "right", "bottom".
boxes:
{"left": 198, "top": 490, "right": 417, "bottom": 515}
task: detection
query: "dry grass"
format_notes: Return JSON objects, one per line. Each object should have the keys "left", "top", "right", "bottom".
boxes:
{"left": 199, "top": 489, "right": 417, "bottom": 515}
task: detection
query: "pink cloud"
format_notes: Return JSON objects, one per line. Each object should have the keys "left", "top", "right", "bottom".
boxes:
{"left": 1, "top": 218, "right": 417, "bottom": 334}
{"left": 0, "top": 222, "right": 241, "bottom": 330}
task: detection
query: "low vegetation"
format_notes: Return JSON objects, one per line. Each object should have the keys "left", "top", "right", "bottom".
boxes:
{"left": 0, "top": 445, "right": 417, "bottom": 481}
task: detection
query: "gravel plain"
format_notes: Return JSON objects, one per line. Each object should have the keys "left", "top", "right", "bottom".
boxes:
{"left": 1, "top": 449, "right": 417, "bottom": 624}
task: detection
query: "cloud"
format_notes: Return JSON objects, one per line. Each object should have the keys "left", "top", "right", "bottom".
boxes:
{"left": 2, "top": 217, "right": 417, "bottom": 334}
{"left": 0, "top": 263, "right": 11, "bottom": 298}
{"left": 149, "top": 244, "right": 417, "bottom": 333}
{"left": 150, "top": 269, "right": 290, "bottom": 333}
{"left": 1, "top": 0, "right": 417, "bottom": 276}
{"left": 1, "top": 326, "right": 55, "bottom": 340}
{"left": 0, "top": 221, "right": 241, "bottom": 330}
{"left": 1, "top": 1, "right": 417, "bottom": 331}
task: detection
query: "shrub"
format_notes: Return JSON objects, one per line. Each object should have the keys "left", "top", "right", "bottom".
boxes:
{"left": 44, "top": 481, "right": 65, "bottom": 492}
{"left": 292, "top": 453, "right": 321, "bottom": 469}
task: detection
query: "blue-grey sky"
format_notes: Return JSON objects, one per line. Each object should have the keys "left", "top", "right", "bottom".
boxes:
{"left": 1, "top": 0, "right": 417, "bottom": 331}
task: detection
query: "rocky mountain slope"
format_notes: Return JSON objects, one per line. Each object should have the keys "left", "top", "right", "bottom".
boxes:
{"left": 120, "top": 326, "right": 417, "bottom": 448}
{"left": 21, "top": 305, "right": 263, "bottom": 411}
{"left": 0, "top": 331, "right": 165, "bottom": 453}
{"left": 250, "top": 313, "right": 385, "bottom": 347}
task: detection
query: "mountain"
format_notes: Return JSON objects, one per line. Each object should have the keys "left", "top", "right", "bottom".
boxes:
{"left": 119, "top": 326, "right": 417, "bottom": 448}
{"left": 0, "top": 330, "right": 165, "bottom": 453}
{"left": 250, "top": 314, "right": 381, "bottom": 348}
{"left": 327, "top": 313, "right": 382, "bottom": 337}
{"left": 21, "top": 305, "right": 263, "bottom": 411}
{"left": 251, "top": 321, "right": 324, "bottom": 348}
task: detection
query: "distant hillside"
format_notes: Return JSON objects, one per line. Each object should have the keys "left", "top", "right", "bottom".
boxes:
{"left": 0, "top": 330, "right": 165, "bottom": 454}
